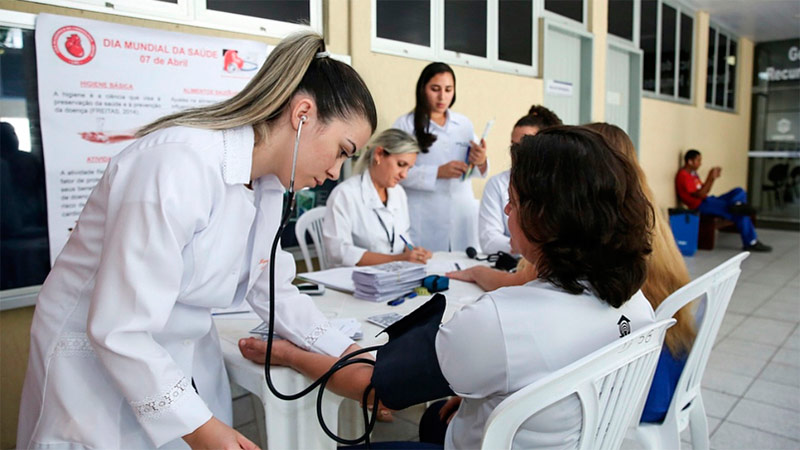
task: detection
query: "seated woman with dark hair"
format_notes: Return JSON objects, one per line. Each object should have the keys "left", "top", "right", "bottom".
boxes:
{"left": 239, "top": 126, "right": 657, "bottom": 449}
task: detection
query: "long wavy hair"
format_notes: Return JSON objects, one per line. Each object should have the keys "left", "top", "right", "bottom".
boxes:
{"left": 412, "top": 62, "right": 456, "bottom": 152}
{"left": 585, "top": 122, "right": 696, "bottom": 357}
{"left": 510, "top": 126, "right": 654, "bottom": 308}
{"left": 137, "top": 31, "right": 377, "bottom": 141}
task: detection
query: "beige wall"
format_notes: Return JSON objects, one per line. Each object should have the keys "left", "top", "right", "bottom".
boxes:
{"left": 0, "top": 307, "right": 34, "bottom": 449}
{"left": 349, "top": 3, "right": 545, "bottom": 196}
{"left": 349, "top": 1, "right": 754, "bottom": 206}
{"left": 639, "top": 11, "right": 754, "bottom": 212}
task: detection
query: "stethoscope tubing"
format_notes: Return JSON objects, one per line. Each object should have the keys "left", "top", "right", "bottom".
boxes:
{"left": 262, "top": 117, "right": 382, "bottom": 445}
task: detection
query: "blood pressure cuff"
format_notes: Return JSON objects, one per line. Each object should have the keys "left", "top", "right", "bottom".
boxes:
{"left": 371, "top": 294, "right": 454, "bottom": 410}
{"left": 494, "top": 251, "right": 520, "bottom": 272}
{"left": 422, "top": 275, "right": 449, "bottom": 293}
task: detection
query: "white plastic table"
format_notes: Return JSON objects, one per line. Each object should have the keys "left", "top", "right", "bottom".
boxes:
{"left": 214, "top": 252, "right": 488, "bottom": 450}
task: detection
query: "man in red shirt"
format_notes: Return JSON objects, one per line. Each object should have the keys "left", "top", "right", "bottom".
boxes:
{"left": 676, "top": 149, "right": 771, "bottom": 252}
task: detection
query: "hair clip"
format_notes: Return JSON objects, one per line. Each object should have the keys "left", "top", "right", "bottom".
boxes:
{"left": 315, "top": 51, "right": 330, "bottom": 59}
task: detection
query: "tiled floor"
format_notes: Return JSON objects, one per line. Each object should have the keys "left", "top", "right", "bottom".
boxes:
{"left": 234, "top": 228, "right": 800, "bottom": 449}
{"left": 681, "top": 228, "right": 800, "bottom": 450}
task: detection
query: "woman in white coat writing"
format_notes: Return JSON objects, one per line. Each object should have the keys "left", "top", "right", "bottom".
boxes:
{"left": 17, "top": 31, "right": 377, "bottom": 450}
{"left": 393, "top": 63, "right": 488, "bottom": 252}
{"left": 323, "top": 128, "right": 433, "bottom": 267}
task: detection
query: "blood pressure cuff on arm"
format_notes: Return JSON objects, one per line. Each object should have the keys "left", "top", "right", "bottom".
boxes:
{"left": 371, "top": 294, "right": 454, "bottom": 410}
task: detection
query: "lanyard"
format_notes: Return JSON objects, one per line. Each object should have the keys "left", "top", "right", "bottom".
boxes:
{"left": 363, "top": 172, "right": 395, "bottom": 250}
{"left": 373, "top": 210, "right": 395, "bottom": 250}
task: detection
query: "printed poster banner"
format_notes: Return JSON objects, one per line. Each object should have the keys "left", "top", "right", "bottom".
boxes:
{"left": 35, "top": 13, "right": 270, "bottom": 264}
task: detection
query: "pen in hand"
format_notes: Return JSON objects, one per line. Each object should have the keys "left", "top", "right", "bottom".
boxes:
{"left": 399, "top": 235, "right": 414, "bottom": 251}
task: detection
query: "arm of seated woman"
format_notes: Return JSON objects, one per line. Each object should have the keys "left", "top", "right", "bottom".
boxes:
{"left": 237, "top": 338, "right": 393, "bottom": 421}
{"left": 446, "top": 265, "right": 535, "bottom": 291}
{"left": 356, "top": 247, "right": 433, "bottom": 266}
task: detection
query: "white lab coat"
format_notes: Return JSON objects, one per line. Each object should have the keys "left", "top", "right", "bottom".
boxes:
{"left": 436, "top": 281, "right": 655, "bottom": 449}
{"left": 393, "top": 112, "right": 486, "bottom": 252}
{"left": 478, "top": 170, "right": 511, "bottom": 254}
{"left": 17, "top": 125, "right": 353, "bottom": 449}
{"left": 322, "top": 171, "right": 411, "bottom": 267}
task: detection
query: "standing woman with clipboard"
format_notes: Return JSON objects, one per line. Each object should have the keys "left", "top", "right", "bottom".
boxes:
{"left": 393, "top": 63, "right": 489, "bottom": 252}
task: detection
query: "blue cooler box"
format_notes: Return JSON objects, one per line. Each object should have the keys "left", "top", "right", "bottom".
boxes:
{"left": 668, "top": 208, "right": 699, "bottom": 256}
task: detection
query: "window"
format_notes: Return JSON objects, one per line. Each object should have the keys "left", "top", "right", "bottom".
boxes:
{"left": 608, "top": 0, "right": 634, "bottom": 42}
{"left": 706, "top": 24, "right": 737, "bottom": 111}
{"left": 499, "top": 0, "right": 533, "bottom": 65}
{"left": 544, "top": 0, "right": 584, "bottom": 25}
{"left": 677, "top": 12, "right": 692, "bottom": 99}
{"left": 444, "top": 0, "right": 487, "bottom": 57}
{"left": 726, "top": 39, "right": 737, "bottom": 108}
{"left": 372, "top": 0, "right": 538, "bottom": 76}
{"left": 375, "top": 0, "right": 430, "bottom": 47}
{"left": 659, "top": 4, "right": 676, "bottom": 96}
{"left": 706, "top": 27, "right": 715, "bottom": 104}
{"left": 206, "top": 1, "right": 309, "bottom": 24}
{"left": 1, "top": 13, "right": 51, "bottom": 297}
{"left": 639, "top": 0, "right": 694, "bottom": 101}
{"left": 641, "top": 0, "right": 657, "bottom": 91}
{"left": 25, "top": 0, "right": 321, "bottom": 38}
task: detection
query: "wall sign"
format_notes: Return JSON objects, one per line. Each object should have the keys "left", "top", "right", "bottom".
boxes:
{"left": 35, "top": 13, "right": 270, "bottom": 263}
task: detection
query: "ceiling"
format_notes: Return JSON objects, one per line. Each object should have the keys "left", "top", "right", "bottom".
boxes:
{"left": 686, "top": 0, "right": 800, "bottom": 43}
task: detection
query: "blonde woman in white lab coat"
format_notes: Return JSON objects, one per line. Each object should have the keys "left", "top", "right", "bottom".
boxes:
{"left": 323, "top": 128, "right": 433, "bottom": 267}
{"left": 17, "top": 32, "right": 376, "bottom": 450}
{"left": 393, "top": 62, "right": 488, "bottom": 252}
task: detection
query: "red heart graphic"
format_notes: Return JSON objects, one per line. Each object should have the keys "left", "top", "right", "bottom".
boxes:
{"left": 65, "top": 34, "right": 84, "bottom": 58}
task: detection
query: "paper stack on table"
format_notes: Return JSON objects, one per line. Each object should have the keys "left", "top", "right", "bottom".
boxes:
{"left": 297, "top": 266, "right": 356, "bottom": 293}
{"left": 352, "top": 261, "right": 427, "bottom": 302}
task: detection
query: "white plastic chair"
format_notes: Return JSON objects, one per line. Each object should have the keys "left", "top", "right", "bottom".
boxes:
{"left": 294, "top": 206, "right": 329, "bottom": 272}
{"left": 632, "top": 252, "right": 749, "bottom": 450}
{"left": 481, "top": 318, "right": 675, "bottom": 450}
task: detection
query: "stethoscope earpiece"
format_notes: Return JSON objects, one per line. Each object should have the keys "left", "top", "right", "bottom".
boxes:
{"left": 300, "top": 115, "right": 308, "bottom": 123}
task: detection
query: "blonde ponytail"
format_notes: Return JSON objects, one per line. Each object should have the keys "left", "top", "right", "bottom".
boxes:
{"left": 353, "top": 129, "right": 420, "bottom": 174}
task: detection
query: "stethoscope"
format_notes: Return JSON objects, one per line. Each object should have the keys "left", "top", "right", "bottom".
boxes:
{"left": 263, "top": 115, "right": 383, "bottom": 445}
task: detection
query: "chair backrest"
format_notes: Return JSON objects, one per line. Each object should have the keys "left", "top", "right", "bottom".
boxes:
{"left": 767, "top": 163, "right": 789, "bottom": 184}
{"left": 481, "top": 319, "right": 675, "bottom": 450}
{"left": 294, "top": 206, "right": 329, "bottom": 272}
{"left": 654, "top": 252, "right": 748, "bottom": 429}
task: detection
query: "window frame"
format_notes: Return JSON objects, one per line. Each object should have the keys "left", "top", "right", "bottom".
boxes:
{"left": 24, "top": 0, "right": 322, "bottom": 38}
{"left": 0, "top": 9, "right": 42, "bottom": 310}
{"left": 640, "top": 0, "right": 695, "bottom": 105}
{"left": 706, "top": 22, "right": 738, "bottom": 113}
{"left": 539, "top": 0, "right": 588, "bottom": 30}
{"left": 371, "top": 0, "right": 437, "bottom": 61}
{"left": 606, "top": 0, "right": 641, "bottom": 48}
{"left": 371, "top": 0, "right": 540, "bottom": 77}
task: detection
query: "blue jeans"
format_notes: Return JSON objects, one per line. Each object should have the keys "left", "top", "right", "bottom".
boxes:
{"left": 698, "top": 187, "right": 757, "bottom": 246}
